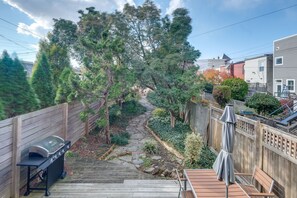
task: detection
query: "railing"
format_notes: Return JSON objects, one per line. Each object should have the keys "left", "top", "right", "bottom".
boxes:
{"left": 262, "top": 125, "right": 297, "bottom": 164}
{"left": 236, "top": 115, "right": 257, "bottom": 139}
{"left": 210, "top": 106, "right": 223, "bottom": 119}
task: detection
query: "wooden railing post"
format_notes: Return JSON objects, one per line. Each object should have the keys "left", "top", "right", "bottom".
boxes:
{"left": 62, "top": 103, "right": 68, "bottom": 140}
{"left": 11, "top": 116, "right": 22, "bottom": 198}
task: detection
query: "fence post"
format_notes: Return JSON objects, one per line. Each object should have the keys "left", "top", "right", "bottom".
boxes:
{"left": 255, "top": 121, "right": 263, "bottom": 169}
{"left": 62, "top": 103, "right": 68, "bottom": 140}
{"left": 85, "top": 117, "right": 89, "bottom": 135}
{"left": 11, "top": 116, "right": 22, "bottom": 198}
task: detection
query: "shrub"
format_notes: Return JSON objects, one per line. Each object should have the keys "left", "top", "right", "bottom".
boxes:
{"left": 109, "top": 105, "right": 121, "bottom": 124}
{"left": 221, "top": 78, "right": 248, "bottom": 101}
{"left": 143, "top": 140, "right": 158, "bottom": 154}
{"left": 111, "top": 132, "right": 130, "bottom": 146}
{"left": 199, "top": 99, "right": 209, "bottom": 106}
{"left": 148, "top": 116, "right": 191, "bottom": 153}
{"left": 184, "top": 133, "right": 203, "bottom": 165}
{"left": 212, "top": 86, "right": 231, "bottom": 107}
{"left": 122, "top": 100, "right": 146, "bottom": 116}
{"left": 246, "top": 93, "right": 281, "bottom": 115}
{"left": 203, "top": 82, "right": 213, "bottom": 93}
{"left": 152, "top": 108, "right": 168, "bottom": 118}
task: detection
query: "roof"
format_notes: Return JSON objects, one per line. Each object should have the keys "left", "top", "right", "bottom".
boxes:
{"left": 222, "top": 54, "right": 231, "bottom": 61}
{"left": 244, "top": 53, "right": 272, "bottom": 61}
{"left": 273, "top": 34, "right": 297, "bottom": 43}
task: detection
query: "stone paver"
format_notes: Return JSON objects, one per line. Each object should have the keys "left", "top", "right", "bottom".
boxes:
{"left": 108, "top": 96, "right": 155, "bottom": 168}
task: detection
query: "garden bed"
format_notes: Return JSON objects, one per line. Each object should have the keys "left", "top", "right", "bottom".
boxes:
{"left": 147, "top": 116, "right": 216, "bottom": 169}
{"left": 67, "top": 100, "right": 147, "bottom": 160}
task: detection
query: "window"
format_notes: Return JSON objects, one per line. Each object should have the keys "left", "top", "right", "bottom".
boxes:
{"left": 275, "top": 56, "right": 283, "bottom": 65}
{"left": 259, "top": 61, "right": 265, "bottom": 72}
{"left": 287, "top": 79, "right": 295, "bottom": 92}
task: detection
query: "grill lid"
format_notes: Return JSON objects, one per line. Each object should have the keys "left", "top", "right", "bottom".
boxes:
{"left": 29, "top": 135, "right": 65, "bottom": 158}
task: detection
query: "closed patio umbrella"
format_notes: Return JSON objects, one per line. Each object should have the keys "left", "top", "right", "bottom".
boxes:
{"left": 213, "top": 104, "right": 236, "bottom": 198}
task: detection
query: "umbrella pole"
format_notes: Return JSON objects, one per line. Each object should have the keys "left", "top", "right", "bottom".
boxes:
{"left": 226, "top": 185, "right": 228, "bottom": 198}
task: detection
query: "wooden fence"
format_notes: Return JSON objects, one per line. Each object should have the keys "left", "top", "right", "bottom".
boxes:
{"left": 209, "top": 105, "right": 297, "bottom": 198}
{"left": 0, "top": 101, "right": 102, "bottom": 198}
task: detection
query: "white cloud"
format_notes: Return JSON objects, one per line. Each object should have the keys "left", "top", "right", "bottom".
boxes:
{"left": 17, "top": 23, "right": 48, "bottom": 38}
{"left": 222, "top": 0, "right": 266, "bottom": 10}
{"left": 166, "top": 0, "right": 184, "bottom": 15}
{"left": 4, "top": 0, "right": 136, "bottom": 38}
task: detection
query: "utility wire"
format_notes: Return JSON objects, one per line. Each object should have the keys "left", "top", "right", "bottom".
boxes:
{"left": 0, "top": 34, "right": 34, "bottom": 50}
{"left": 0, "top": 17, "right": 43, "bottom": 38}
{"left": 190, "top": 3, "right": 297, "bottom": 38}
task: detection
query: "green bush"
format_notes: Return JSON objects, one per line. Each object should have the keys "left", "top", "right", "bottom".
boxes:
{"left": 148, "top": 116, "right": 191, "bottom": 153}
{"left": 204, "top": 82, "right": 213, "bottom": 93}
{"left": 111, "top": 132, "right": 130, "bottom": 146}
{"left": 245, "top": 93, "right": 281, "bottom": 115}
{"left": 122, "top": 100, "right": 146, "bottom": 116}
{"left": 143, "top": 140, "right": 158, "bottom": 154}
{"left": 221, "top": 78, "right": 248, "bottom": 101}
{"left": 186, "top": 146, "right": 216, "bottom": 169}
{"left": 184, "top": 133, "right": 203, "bottom": 165}
{"left": 152, "top": 108, "right": 168, "bottom": 118}
{"left": 109, "top": 105, "right": 122, "bottom": 124}
{"left": 213, "top": 86, "right": 231, "bottom": 107}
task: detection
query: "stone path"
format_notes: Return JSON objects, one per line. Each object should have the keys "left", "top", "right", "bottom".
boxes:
{"left": 108, "top": 96, "right": 157, "bottom": 169}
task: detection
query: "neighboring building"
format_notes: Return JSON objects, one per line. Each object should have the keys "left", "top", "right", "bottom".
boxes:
{"left": 196, "top": 54, "right": 231, "bottom": 71}
{"left": 244, "top": 54, "right": 273, "bottom": 93}
{"left": 273, "top": 34, "right": 297, "bottom": 97}
{"left": 229, "top": 61, "right": 244, "bottom": 79}
{"left": 21, "top": 61, "right": 34, "bottom": 78}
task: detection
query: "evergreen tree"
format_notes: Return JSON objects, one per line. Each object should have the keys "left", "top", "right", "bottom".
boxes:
{"left": 31, "top": 53, "right": 55, "bottom": 108}
{"left": 0, "top": 51, "right": 39, "bottom": 117}
{"left": 55, "top": 67, "right": 80, "bottom": 104}
{"left": 0, "top": 99, "right": 6, "bottom": 120}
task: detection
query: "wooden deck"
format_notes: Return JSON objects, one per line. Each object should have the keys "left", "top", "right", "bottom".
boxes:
{"left": 21, "top": 180, "right": 180, "bottom": 198}
{"left": 184, "top": 169, "right": 249, "bottom": 198}
{"left": 20, "top": 159, "right": 179, "bottom": 198}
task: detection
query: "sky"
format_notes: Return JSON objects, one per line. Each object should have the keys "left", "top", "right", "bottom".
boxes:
{"left": 0, "top": 0, "right": 297, "bottom": 64}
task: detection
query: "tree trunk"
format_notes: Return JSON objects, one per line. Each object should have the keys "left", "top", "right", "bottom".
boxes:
{"left": 169, "top": 111, "right": 176, "bottom": 128}
{"left": 104, "top": 93, "right": 111, "bottom": 144}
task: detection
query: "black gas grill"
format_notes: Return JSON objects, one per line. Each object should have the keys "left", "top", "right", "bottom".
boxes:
{"left": 17, "top": 135, "right": 71, "bottom": 196}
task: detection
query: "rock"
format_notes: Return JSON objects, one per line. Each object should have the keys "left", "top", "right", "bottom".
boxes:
{"left": 132, "top": 159, "right": 144, "bottom": 165}
{"left": 152, "top": 167, "right": 160, "bottom": 175}
{"left": 144, "top": 167, "right": 155, "bottom": 173}
{"left": 171, "top": 171, "right": 177, "bottom": 179}
{"left": 135, "top": 164, "right": 141, "bottom": 169}
{"left": 151, "top": 155, "right": 162, "bottom": 160}
{"left": 162, "top": 169, "right": 171, "bottom": 177}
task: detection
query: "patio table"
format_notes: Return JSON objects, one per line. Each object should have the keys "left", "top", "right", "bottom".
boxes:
{"left": 184, "top": 169, "right": 249, "bottom": 198}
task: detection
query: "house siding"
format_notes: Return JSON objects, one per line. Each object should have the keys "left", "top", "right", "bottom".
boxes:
{"left": 231, "top": 62, "right": 244, "bottom": 79}
{"left": 244, "top": 54, "right": 273, "bottom": 93}
{"left": 273, "top": 35, "right": 297, "bottom": 95}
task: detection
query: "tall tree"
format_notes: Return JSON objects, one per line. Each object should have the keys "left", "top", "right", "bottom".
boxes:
{"left": 55, "top": 67, "right": 80, "bottom": 104}
{"left": 0, "top": 51, "right": 39, "bottom": 117}
{"left": 76, "top": 8, "right": 133, "bottom": 143}
{"left": 0, "top": 99, "right": 5, "bottom": 120}
{"left": 118, "top": 3, "right": 202, "bottom": 127}
{"left": 31, "top": 53, "right": 55, "bottom": 108}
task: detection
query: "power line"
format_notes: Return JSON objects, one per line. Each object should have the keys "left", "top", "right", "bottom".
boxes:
{"left": 0, "top": 34, "right": 34, "bottom": 50}
{"left": 0, "top": 17, "right": 43, "bottom": 38}
{"left": 190, "top": 3, "right": 297, "bottom": 38}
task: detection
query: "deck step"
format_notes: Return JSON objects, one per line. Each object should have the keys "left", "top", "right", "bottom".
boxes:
{"left": 23, "top": 180, "right": 179, "bottom": 198}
